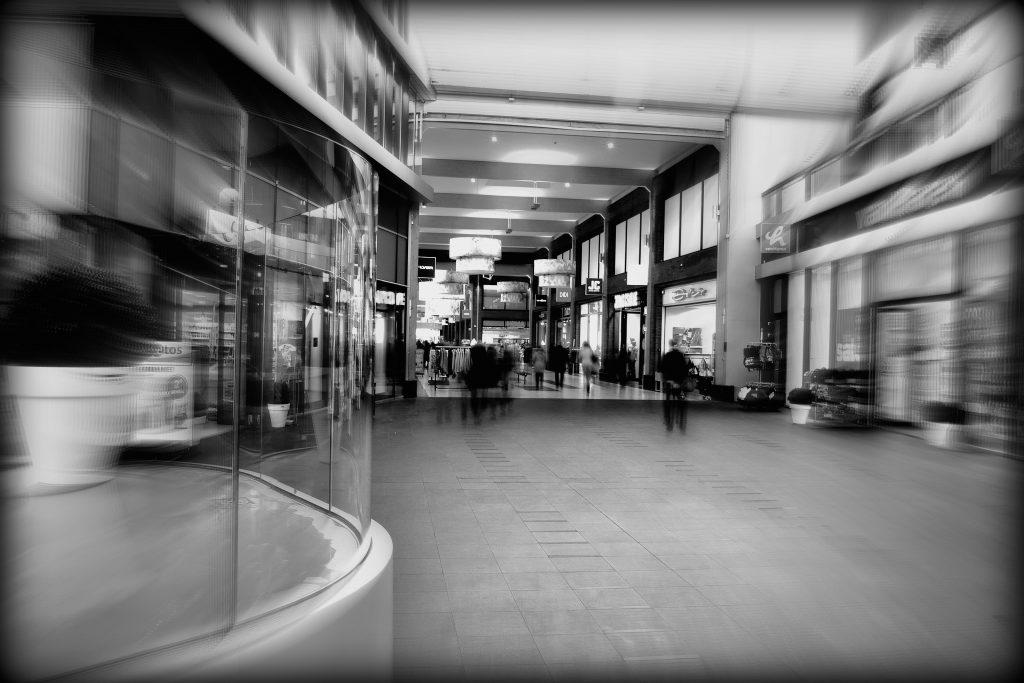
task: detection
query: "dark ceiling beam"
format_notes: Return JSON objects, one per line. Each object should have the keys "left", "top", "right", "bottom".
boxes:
{"left": 422, "top": 159, "right": 652, "bottom": 186}
{"left": 430, "top": 193, "right": 606, "bottom": 214}
{"left": 417, "top": 215, "right": 573, "bottom": 234}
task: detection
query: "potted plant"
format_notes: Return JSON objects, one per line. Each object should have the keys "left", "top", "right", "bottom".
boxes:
{"left": 921, "top": 401, "right": 966, "bottom": 449}
{"left": 267, "top": 380, "right": 291, "bottom": 428}
{"left": 3, "top": 260, "right": 161, "bottom": 489}
{"left": 787, "top": 387, "right": 814, "bottom": 424}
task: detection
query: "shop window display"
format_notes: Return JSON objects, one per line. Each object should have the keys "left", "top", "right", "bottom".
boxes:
{"left": 1, "top": 25, "right": 379, "bottom": 676}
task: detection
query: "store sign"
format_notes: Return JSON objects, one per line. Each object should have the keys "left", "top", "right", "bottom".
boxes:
{"left": 586, "top": 278, "right": 602, "bottom": 294}
{"left": 132, "top": 341, "right": 194, "bottom": 445}
{"left": 535, "top": 292, "right": 548, "bottom": 305}
{"left": 417, "top": 256, "right": 436, "bottom": 281}
{"left": 375, "top": 290, "right": 396, "bottom": 305}
{"left": 759, "top": 222, "right": 792, "bottom": 254}
{"left": 662, "top": 280, "right": 716, "bottom": 306}
{"left": 855, "top": 150, "right": 986, "bottom": 230}
{"left": 395, "top": 292, "right": 406, "bottom": 306}
{"left": 613, "top": 291, "right": 639, "bottom": 309}
{"left": 555, "top": 289, "right": 571, "bottom": 302}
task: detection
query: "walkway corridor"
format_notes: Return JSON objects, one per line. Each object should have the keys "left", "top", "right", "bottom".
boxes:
{"left": 372, "top": 394, "right": 1020, "bottom": 681}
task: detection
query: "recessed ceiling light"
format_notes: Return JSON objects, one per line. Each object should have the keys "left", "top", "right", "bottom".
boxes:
{"left": 470, "top": 178, "right": 476, "bottom": 183}
{"left": 491, "top": 135, "right": 498, "bottom": 142}
{"left": 606, "top": 141, "right": 615, "bottom": 149}
{"left": 564, "top": 182, "right": 571, "bottom": 188}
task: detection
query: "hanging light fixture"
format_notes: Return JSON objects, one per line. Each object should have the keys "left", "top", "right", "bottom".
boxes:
{"left": 497, "top": 280, "right": 529, "bottom": 304}
{"left": 419, "top": 281, "right": 464, "bottom": 300}
{"left": 435, "top": 269, "right": 470, "bottom": 285}
{"left": 425, "top": 298, "right": 462, "bottom": 317}
{"left": 533, "top": 259, "right": 575, "bottom": 289}
{"left": 450, "top": 237, "right": 501, "bottom": 274}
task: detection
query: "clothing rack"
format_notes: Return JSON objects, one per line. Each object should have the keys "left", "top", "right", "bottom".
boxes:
{"left": 428, "top": 345, "right": 471, "bottom": 385}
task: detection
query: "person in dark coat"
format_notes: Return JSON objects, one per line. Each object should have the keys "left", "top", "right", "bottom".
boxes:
{"left": 660, "top": 339, "right": 689, "bottom": 431}
{"left": 550, "top": 342, "right": 568, "bottom": 389}
{"left": 466, "top": 342, "right": 488, "bottom": 423}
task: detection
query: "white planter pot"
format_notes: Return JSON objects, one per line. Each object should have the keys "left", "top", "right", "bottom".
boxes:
{"left": 267, "top": 403, "right": 290, "bottom": 428}
{"left": 790, "top": 403, "right": 812, "bottom": 425}
{"left": 923, "top": 421, "right": 961, "bottom": 449}
{"left": 6, "top": 366, "right": 135, "bottom": 488}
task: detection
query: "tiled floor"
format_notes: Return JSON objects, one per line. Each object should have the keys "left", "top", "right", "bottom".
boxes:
{"left": 373, "top": 387, "right": 1021, "bottom": 682}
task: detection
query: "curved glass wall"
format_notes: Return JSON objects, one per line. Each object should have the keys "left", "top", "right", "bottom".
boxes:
{"left": 1, "top": 17, "right": 377, "bottom": 679}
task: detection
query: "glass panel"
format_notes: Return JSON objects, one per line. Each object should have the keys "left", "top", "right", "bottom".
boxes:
{"left": 663, "top": 193, "right": 680, "bottom": 260}
{"left": 780, "top": 179, "right": 804, "bottom": 213}
{"left": 679, "top": 184, "right": 701, "bottom": 255}
{"left": 614, "top": 221, "right": 626, "bottom": 274}
{"left": 118, "top": 122, "right": 173, "bottom": 231}
{"left": 808, "top": 264, "right": 832, "bottom": 370}
{"left": 835, "top": 257, "right": 867, "bottom": 371}
{"left": 3, "top": 93, "right": 240, "bottom": 678}
{"left": 599, "top": 230, "right": 605, "bottom": 279}
{"left": 580, "top": 240, "right": 590, "bottom": 280}
{"left": 396, "top": 234, "right": 408, "bottom": 285}
{"left": 640, "top": 209, "right": 650, "bottom": 267}
{"left": 874, "top": 236, "right": 954, "bottom": 301}
{"left": 331, "top": 154, "right": 375, "bottom": 534}
{"left": 701, "top": 174, "right": 719, "bottom": 248}
{"left": 626, "top": 214, "right": 640, "bottom": 268}
{"left": 346, "top": 17, "right": 365, "bottom": 127}
{"left": 174, "top": 145, "right": 235, "bottom": 238}
{"left": 366, "top": 39, "right": 381, "bottom": 144}
{"left": 377, "top": 228, "right": 397, "bottom": 283}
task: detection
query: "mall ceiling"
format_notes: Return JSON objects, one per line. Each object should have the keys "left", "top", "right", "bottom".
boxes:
{"left": 406, "top": 0, "right": 986, "bottom": 256}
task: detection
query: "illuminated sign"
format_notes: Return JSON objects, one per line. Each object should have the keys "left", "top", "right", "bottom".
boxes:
{"left": 662, "top": 280, "right": 716, "bottom": 306}
{"left": 417, "top": 256, "right": 436, "bottom": 281}
{"left": 759, "top": 222, "right": 792, "bottom": 254}
{"left": 613, "top": 291, "right": 639, "bottom": 309}
{"left": 586, "top": 278, "right": 602, "bottom": 294}
{"left": 555, "top": 289, "right": 571, "bottom": 302}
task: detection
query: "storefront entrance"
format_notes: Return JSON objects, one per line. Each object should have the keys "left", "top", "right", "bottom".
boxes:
{"left": 374, "top": 303, "right": 406, "bottom": 400}
{"left": 610, "top": 307, "right": 644, "bottom": 382}
{"left": 874, "top": 299, "right": 956, "bottom": 424}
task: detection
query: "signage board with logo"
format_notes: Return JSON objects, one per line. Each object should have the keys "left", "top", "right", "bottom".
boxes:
{"left": 585, "top": 278, "right": 602, "bottom": 295}
{"left": 132, "top": 341, "right": 195, "bottom": 447}
{"left": 662, "top": 280, "right": 716, "bottom": 307}
{"left": 417, "top": 256, "right": 436, "bottom": 281}
{"left": 759, "top": 222, "right": 792, "bottom": 254}
{"left": 555, "top": 289, "right": 571, "bottom": 302}
{"left": 613, "top": 291, "right": 640, "bottom": 310}
{"left": 535, "top": 293, "right": 548, "bottom": 306}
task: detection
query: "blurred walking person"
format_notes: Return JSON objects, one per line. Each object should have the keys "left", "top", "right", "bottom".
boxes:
{"left": 532, "top": 347, "right": 547, "bottom": 390}
{"left": 660, "top": 339, "right": 689, "bottom": 431}
{"left": 579, "top": 342, "right": 596, "bottom": 395}
{"left": 550, "top": 342, "right": 568, "bottom": 389}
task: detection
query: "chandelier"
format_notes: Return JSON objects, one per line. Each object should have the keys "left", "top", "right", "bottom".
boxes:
{"left": 496, "top": 280, "right": 529, "bottom": 304}
{"left": 419, "top": 281, "right": 464, "bottom": 300}
{"left": 450, "top": 237, "right": 501, "bottom": 274}
{"left": 533, "top": 259, "right": 575, "bottom": 289}
{"left": 425, "top": 298, "right": 462, "bottom": 317}
{"left": 435, "top": 269, "right": 470, "bottom": 285}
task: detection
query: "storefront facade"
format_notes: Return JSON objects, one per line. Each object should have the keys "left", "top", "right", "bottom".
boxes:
{"left": 660, "top": 279, "right": 718, "bottom": 388}
{"left": 607, "top": 289, "right": 646, "bottom": 382}
{"left": 2, "top": 3, "right": 431, "bottom": 678}
{"left": 757, "top": 5, "right": 1023, "bottom": 455}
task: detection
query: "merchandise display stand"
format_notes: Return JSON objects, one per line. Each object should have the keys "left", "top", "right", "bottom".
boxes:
{"left": 737, "top": 340, "right": 784, "bottom": 410}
